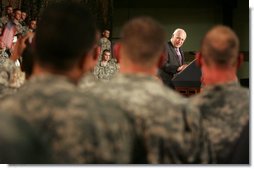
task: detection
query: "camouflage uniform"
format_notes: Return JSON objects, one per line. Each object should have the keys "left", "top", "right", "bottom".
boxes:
{"left": 0, "top": 111, "right": 51, "bottom": 163}
{"left": 99, "top": 37, "right": 111, "bottom": 61}
{"left": 0, "top": 56, "right": 25, "bottom": 98}
{"left": 93, "top": 58, "right": 119, "bottom": 81}
{"left": 13, "top": 19, "right": 24, "bottom": 35}
{"left": 189, "top": 81, "right": 249, "bottom": 163}
{"left": 0, "top": 16, "right": 10, "bottom": 28}
{"left": 0, "top": 74, "right": 136, "bottom": 163}
{"left": 78, "top": 72, "right": 99, "bottom": 89}
{"left": 0, "top": 19, "right": 25, "bottom": 36}
{"left": 84, "top": 73, "right": 213, "bottom": 163}
{"left": 99, "top": 37, "right": 111, "bottom": 52}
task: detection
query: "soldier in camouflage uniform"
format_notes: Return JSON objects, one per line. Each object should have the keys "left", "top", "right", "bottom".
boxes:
{"left": 12, "top": 9, "right": 25, "bottom": 36}
{"left": 189, "top": 25, "right": 249, "bottom": 163}
{"left": 98, "top": 29, "right": 111, "bottom": 61}
{"left": 0, "top": 5, "right": 13, "bottom": 28}
{"left": 84, "top": 16, "right": 213, "bottom": 163}
{"left": 0, "top": 31, "right": 33, "bottom": 98}
{"left": 99, "top": 29, "right": 111, "bottom": 52}
{"left": 0, "top": 2, "right": 138, "bottom": 163}
{"left": 93, "top": 49, "right": 119, "bottom": 81}
{"left": 0, "top": 75, "right": 137, "bottom": 163}
{"left": 0, "top": 55, "right": 25, "bottom": 98}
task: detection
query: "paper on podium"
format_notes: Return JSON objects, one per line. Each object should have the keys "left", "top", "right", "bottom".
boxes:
{"left": 172, "top": 59, "right": 202, "bottom": 88}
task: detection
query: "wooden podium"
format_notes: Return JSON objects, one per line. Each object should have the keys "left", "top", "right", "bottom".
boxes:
{"left": 172, "top": 59, "right": 202, "bottom": 97}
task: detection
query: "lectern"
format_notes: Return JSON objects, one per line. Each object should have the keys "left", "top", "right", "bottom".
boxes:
{"left": 172, "top": 59, "right": 202, "bottom": 97}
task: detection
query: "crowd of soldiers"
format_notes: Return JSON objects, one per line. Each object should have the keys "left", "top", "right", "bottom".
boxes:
{"left": 0, "top": 5, "right": 36, "bottom": 99}
{"left": 0, "top": 5, "right": 37, "bottom": 36}
{"left": 0, "top": 1, "right": 249, "bottom": 164}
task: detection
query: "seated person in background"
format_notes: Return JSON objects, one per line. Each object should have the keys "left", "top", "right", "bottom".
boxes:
{"left": 0, "top": 34, "right": 33, "bottom": 98}
{"left": 189, "top": 25, "right": 249, "bottom": 164}
{"left": 23, "top": 19, "right": 37, "bottom": 35}
{"left": 20, "top": 11, "right": 28, "bottom": 27}
{"left": 0, "top": 57, "right": 25, "bottom": 98}
{"left": 93, "top": 49, "right": 119, "bottom": 81}
{"left": 84, "top": 16, "right": 213, "bottom": 164}
{"left": 28, "top": 19, "right": 37, "bottom": 32}
{"left": 0, "top": 33, "right": 33, "bottom": 98}
{"left": 0, "top": 5, "right": 13, "bottom": 27}
{"left": 12, "top": 8, "right": 24, "bottom": 36}
{"left": 100, "top": 29, "right": 111, "bottom": 52}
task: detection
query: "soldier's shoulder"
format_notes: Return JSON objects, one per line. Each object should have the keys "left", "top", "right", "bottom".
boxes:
{"left": 0, "top": 111, "right": 51, "bottom": 163}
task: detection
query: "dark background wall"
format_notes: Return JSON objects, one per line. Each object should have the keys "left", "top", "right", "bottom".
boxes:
{"left": 0, "top": 0, "right": 249, "bottom": 81}
{"left": 112, "top": 0, "right": 248, "bottom": 51}
{"left": 112, "top": 0, "right": 249, "bottom": 80}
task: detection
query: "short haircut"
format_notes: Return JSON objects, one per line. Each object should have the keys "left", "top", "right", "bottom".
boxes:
{"left": 201, "top": 25, "right": 239, "bottom": 66}
{"left": 14, "top": 8, "right": 21, "bottom": 13}
{"left": 120, "top": 16, "right": 166, "bottom": 67}
{"left": 35, "top": 2, "right": 97, "bottom": 71}
{"left": 102, "top": 49, "right": 110, "bottom": 54}
{"left": 6, "top": 5, "right": 12, "bottom": 9}
{"left": 102, "top": 49, "right": 111, "bottom": 60}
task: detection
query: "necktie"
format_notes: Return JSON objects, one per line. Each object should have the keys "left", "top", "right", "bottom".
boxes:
{"left": 175, "top": 48, "right": 182, "bottom": 65}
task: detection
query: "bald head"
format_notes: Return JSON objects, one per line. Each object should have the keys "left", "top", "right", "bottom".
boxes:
{"left": 120, "top": 16, "right": 166, "bottom": 67}
{"left": 201, "top": 25, "right": 239, "bottom": 66}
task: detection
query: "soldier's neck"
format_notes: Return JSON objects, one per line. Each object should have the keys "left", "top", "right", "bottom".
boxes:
{"left": 120, "top": 63, "right": 157, "bottom": 76}
{"left": 202, "top": 65, "right": 238, "bottom": 86}
{"left": 32, "top": 63, "right": 82, "bottom": 85}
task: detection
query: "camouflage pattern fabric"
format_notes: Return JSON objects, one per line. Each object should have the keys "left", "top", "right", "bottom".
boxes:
{"left": 99, "top": 37, "right": 111, "bottom": 52}
{"left": 99, "top": 37, "right": 111, "bottom": 61}
{"left": 84, "top": 73, "right": 214, "bottom": 163}
{"left": 0, "top": 56, "right": 25, "bottom": 98}
{"left": 78, "top": 72, "right": 99, "bottom": 89}
{"left": 0, "top": 74, "right": 136, "bottom": 163}
{"left": 0, "top": 16, "right": 9, "bottom": 27}
{"left": 0, "top": 18, "right": 25, "bottom": 36}
{"left": 189, "top": 81, "right": 249, "bottom": 163}
{"left": 0, "top": 111, "right": 51, "bottom": 163}
{"left": 13, "top": 19, "right": 25, "bottom": 35}
{"left": 93, "top": 58, "right": 119, "bottom": 81}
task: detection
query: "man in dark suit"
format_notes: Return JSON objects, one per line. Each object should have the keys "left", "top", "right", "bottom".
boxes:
{"left": 158, "top": 28, "right": 188, "bottom": 88}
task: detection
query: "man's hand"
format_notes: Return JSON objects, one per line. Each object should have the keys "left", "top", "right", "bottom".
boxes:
{"left": 10, "top": 32, "right": 34, "bottom": 61}
{"left": 177, "top": 64, "right": 188, "bottom": 72}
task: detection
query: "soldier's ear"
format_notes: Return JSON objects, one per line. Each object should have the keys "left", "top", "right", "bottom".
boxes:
{"left": 157, "top": 47, "right": 167, "bottom": 68}
{"left": 195, "top": 52, "right": 202, "bottom": 67}
{"left": 113, "top": 42, "right": 121, "bottom": 63}
{"left": 80, "top": 44, "right": 99, "bottom": 73}
{"left": 93, "top": 45, "right": 100, "bottom": 60}
{"left": 237, "top": 53, "right": 244, "bottom": 69}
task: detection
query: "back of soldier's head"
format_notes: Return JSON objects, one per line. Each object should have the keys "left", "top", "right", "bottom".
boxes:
{"left": 120, "top": 16, "right": 166, "bottom": 67}
{"left": 201, "top": 25, "right": 239, "bottom": 66}
{"left": 35, "top": 2, "right": 97, "bottom": 71}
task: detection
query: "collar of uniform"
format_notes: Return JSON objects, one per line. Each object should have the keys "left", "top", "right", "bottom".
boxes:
{"left": 202, "top": 80, "right": 241, "bottom": 92}
{"left": 28, "top": 74, "right": 76, "bottom": 89}
{"left": 114, "top": 72, "right": 160, "bottom": 83}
